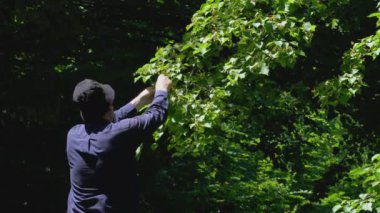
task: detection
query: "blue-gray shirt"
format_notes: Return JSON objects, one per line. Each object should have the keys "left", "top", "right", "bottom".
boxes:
{"left": 66, "top": 90, "right": 168, "bottom": 213}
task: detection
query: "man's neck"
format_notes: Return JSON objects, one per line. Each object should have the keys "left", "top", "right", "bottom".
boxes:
{"left": 102, "top": 109, "right": 114, "bottom": 122}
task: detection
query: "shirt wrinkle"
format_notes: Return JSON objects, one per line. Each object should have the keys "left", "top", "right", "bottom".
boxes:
{"left": 67, "top": 90, "right": 168, "bottom": 213}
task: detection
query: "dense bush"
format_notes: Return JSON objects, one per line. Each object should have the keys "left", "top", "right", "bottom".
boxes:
{"left": 1, "top": 0, "right": 379, "bottom": 212}
{"left": 136, "top": 0, "right": 380, "bottom": 212}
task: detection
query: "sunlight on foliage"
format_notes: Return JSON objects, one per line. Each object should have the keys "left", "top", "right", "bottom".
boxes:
{"left": 134, "top": 0, "right": 380, "bottom": 211}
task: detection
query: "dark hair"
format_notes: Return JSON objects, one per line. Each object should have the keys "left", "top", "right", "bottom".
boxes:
{"left": 78, "top": 87, "right": 111, "bottom": 123}
{"left": 73, "top": 79, "right": 115, "bottom": 123}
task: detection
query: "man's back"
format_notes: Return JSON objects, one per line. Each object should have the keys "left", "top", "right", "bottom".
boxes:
{"left": 67, "top": 90, "right": 168, "bottom": 213}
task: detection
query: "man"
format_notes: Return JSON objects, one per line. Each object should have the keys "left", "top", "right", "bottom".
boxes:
{"left": 66, "top": 74, "right": 171, "bottom": 212}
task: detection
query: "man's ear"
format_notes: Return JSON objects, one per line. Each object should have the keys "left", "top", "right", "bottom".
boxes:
{"left": 80, "top": 111, "right": 85, "bottom": 122}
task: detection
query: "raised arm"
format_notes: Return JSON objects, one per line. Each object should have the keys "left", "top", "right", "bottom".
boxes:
{"left": 114, "top": 74, "right": 172, "bottom": 133}
{"left": 113, "top": 103, "right": 137, "bottom": 122}
{"left": 113, "top": 87, "right": 155, "bottom": 122}
{"left": 129, "top": 87, "right": 155, "bottom": 110}
{"left": 119, "top": 90, "right": 168, "bottom": 132}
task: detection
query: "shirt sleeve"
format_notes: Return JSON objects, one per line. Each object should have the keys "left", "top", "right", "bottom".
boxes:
{"left": 113, "top": 103, "right": 138, "bottom": 122}
{"left": 114, "top": 90, "right": 169, "bottom": 134}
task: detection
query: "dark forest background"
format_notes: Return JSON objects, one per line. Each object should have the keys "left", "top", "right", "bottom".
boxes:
{"left": 0, "top": 1, "right": 203, "bottom": 212}
{"left": 1, "top": 0, "right": 380, "bottom": 212}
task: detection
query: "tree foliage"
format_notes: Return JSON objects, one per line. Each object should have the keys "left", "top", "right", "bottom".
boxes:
{"left": 1, "top": 0, "right": 380, "bottom": 212}
{"left": 136, "top": 0, "right": 380, "bottom": 212}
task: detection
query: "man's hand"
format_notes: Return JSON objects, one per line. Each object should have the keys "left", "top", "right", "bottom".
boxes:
{"left": 129, "top": 75, "right": 171, "bottom": 110}
{"left": 155, "top": 74, "right": 172, "bottom": 92}
{"left": 130, "top": 86, "right": 155, "bottom": 110}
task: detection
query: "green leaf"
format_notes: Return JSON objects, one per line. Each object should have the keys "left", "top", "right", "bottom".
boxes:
{"left": 259, "top": 64, "right": 270, "bottom": 75}
{"left": 359, "top": 194, "right": 368, "bottom": 200}
{"left": 302, "top": 22, "right": 313, "bottom": 32}
{"left": 371, "top": 154, "right": 380, "bottom": 162}
{"left": 333, "top": 204, "right": 342, "bottom": 213}
{"left": 362, "top": 203, "right": 372, "bottom": 211}
{"left": 368, "top": 12, "right": 380, "bottom": 18}
{"left": 203, "top": 123, "right": 212, "bottom": 128}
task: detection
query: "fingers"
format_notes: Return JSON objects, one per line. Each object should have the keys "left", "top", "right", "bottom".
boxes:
{"left": 155, "top": 74, "right": 172, "bottom": 92}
